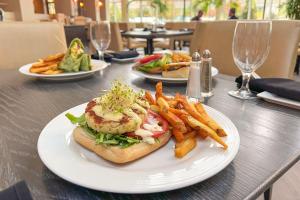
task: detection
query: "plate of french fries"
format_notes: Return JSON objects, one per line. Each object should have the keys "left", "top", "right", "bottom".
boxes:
{"left": 19, "top": 53, "right": 109, "bottom": 81}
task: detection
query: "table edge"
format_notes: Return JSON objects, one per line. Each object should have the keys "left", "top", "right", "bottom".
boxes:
{"left": 244, "top": 152, "right": 300, "bottom": 200}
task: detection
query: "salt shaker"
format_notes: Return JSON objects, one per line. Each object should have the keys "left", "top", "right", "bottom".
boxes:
{"left": 186, "top": 52, "right": 203, "bottom": 102}
{"left": 201, "top": 50, "right": 213, "bottom": 97}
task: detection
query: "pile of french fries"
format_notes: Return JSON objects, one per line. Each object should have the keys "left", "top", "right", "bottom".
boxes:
{"left": 144, "top": 82, "right": 228, "bottom": 158}
{"left": 29, "top": 53, "right": 65, "bottom": 75}
{"left": 171, "top": 52, "right": 192, "bottom": 63}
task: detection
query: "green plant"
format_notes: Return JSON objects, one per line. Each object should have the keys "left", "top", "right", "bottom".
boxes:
{"left": 193, "top": 0, "right": 223, "bottom": 13}
{"left": 241, "top": 0, "right": 257, "bottom": 19}
{"left": 151, "top": 0, "right": 168, "bottom": 14}
{"left": 286, "top": 0, "right": 300, "bottom": 19}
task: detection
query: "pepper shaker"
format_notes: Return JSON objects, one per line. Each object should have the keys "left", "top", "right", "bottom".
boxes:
{"left": 186, "top": 52, "right": 203, "bottom": 102}
{"left": 201, "top": 50, "right": 213, "bottom": 97}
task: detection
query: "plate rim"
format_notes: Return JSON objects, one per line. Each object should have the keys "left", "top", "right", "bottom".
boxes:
{"left": 38, "top": 102, "right": 239, "bottom": 194}
{"left": 18, "top": 59, "right": 109, "bottom": 78}
{"left": 131, "top": 67, "right": 219, "bottom": 83}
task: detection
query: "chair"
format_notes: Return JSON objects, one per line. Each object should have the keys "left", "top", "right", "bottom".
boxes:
{"left": 118, "top": 22, "right": 146, "bottom": 50}
{"left": 74, "top": 16, "right": 87, "bottom": 25}
{"left": 190, "top": 20, "right": 300, "bottom": 78}
{"left": 0, "top": 22, "right": 67, "bottom": 69}
{"left": 166, "top": 22, "right": 198, "bottom": 49}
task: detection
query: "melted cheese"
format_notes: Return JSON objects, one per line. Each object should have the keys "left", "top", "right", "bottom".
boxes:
{"left": 124, "top": 109, "right": 142, "bottom": 127}
{"left": 134, "top": 129, "right": 155, "bottom": 144}
{"left": 132, "top": 103, "right": 147, "bottom": 115}
{"left": 92, "top": 105, "right": 124, "bottom": 121}
{"left": 135, "top": 129, "right": 153, "bottom": 137}
{"left": 143, "top": 123, "right": 163, "bottom": 132}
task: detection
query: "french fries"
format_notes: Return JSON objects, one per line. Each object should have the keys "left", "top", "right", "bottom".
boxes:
{"left": 195, "top": 103, "right": 227, "bottom": 137}
{"left": 29, "top": 53, "right": 65, "bottom": 75}
{"left": 145, "top": 91, "right": 156, "bottom": 105}
{"left": 175, "top": 131, "right": 197, "bottom": 158}
{"left": 143, "top": 81, "right": 228, "bottom": 158}
{"left": 186, "top": 116, "right": 228, "bottom": 149}
{"left": 157, "top": 97, "right": 169, "bottom": 113}
{"left": 172, "top": 129, "right": 185, "bottom": 142}
{"left": 158, "top": 111, "right": 187, "bottom": 133}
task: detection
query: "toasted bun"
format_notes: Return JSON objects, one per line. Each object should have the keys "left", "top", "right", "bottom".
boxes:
{"left": 162, "top": 67, "right": 189, "bottom": 78}
{"left": 73, "top": 127, "right": 172, "bottom": 164}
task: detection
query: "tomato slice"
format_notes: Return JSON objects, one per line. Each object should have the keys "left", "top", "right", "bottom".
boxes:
{"left": 139, "top": 54, "right": 162, "bottom": 64}
{"left": 125, "top": 110, "right": 169, "bottom": 139}
{"left": 144, "top": 110, "right": 169, "bottom": 138}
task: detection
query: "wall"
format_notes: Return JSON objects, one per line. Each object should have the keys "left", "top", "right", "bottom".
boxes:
{"left": 55, "top": 0, "right": 73, "bottom": 16}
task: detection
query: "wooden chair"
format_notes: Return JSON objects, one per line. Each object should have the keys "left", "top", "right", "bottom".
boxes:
{"left": 166, "top": 22, "right": 198, "bottom": 49}
{"left": 190, "top": 20, "right": 300, "bottom": 78}
{"left": 0, "top": 22, "right": 67, "bottom": 69}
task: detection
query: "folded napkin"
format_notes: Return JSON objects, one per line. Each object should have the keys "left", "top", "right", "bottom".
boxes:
{"left": 91, "top": 52, "right": 113, "bottom": 62}
{"left": 0, "top": 181, "right": 33, "bottom": 200}
{"left": 235, "top": 76, "right": 300, "bottom": 101}
{"left": 111, "top": 51, "right": 139, "bottom": 59}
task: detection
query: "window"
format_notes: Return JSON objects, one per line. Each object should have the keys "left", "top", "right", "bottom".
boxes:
{"left": 47, "top": 0, "right": 56, "bottom": 15}
{"left": 109, "top": 0, "right": 122, "bottom": 21}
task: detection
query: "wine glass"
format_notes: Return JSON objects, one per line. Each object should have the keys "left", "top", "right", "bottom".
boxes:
{"left": 90, "top": 21, "right": 111, "bottom": 61}
{"left": 228, "top": 21, "right": 272, "bottom": 99}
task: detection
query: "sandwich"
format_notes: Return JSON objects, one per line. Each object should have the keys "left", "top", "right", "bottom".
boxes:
{"left": 66, "top": 81, "right": 171, "bottom": 164}
{"left": 133, "top": 52, "right": 192, "bottom": 78}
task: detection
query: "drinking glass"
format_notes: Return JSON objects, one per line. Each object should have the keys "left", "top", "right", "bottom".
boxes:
{"left": 228, "top": 21, "right": 272, "bottom": 99}
{"left": 90, "top": 21, "right": 111, "bottom": 61}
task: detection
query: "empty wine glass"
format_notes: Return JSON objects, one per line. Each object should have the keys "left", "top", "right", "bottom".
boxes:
{"left": 228, "top": 21, "right": 272, "bottom": 99}
{"left": 90, "top": 21, "right": 111, "bottom": 61}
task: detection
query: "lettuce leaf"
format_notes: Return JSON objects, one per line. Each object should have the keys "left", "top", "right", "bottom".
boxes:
{"left": 65, "top": 112, "right": 141, "bottom": 148}
{"left": 138, "top": 54, "right": 172, "bottom": 72}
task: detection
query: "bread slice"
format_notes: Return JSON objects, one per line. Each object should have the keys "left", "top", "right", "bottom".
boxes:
{"left": 73, "top": 127, "right": 172, "bottom": 164}
{"left": 162, "top": 67, "right": 189, "bottom": 78}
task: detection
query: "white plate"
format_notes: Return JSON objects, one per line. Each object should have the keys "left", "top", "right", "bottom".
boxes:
{"left": 112, "top": 56, "right": 141, "bottom": 63}
{"left": 19, "top": 59, "right": 109, "bottom": 81}
{"left": 132, "top": 67, "right": 219, "bottom": 83}
{"left": 38, "top": 103, "right": 239, "bottom": 193}
{"left": 257, "top": 91, "right": 300, "bottom": 110}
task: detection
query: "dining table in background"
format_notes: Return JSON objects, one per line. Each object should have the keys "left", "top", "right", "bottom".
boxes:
{"left": 0, "top": 63, "right": 299, "bottom": 200}
{"left": 121, "top": 29, "right": 193, "bottom": 54}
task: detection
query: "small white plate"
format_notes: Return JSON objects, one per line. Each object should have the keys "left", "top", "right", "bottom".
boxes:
{"left": 132, "top": 67, "right": 219, "bottom": 83}
{"left": 257, "top": 91, "right": 300, "bottom": 110}
{"left": 19, "top": 59, "right": 109, "bottom": 81}
{"left": 38, "top": 103, "right": 239, "bottom": 193}
{"left": 112, "top": 56, "right": 141, "bottom": 63}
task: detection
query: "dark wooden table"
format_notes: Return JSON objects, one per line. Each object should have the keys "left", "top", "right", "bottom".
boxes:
{"left": 0, "top": 63, "right": 299, "bottom": 200}
{"left": 121, "top": 30, "right": 193, "bottom": 54}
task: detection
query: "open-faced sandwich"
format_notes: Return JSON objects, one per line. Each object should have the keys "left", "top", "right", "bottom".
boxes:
{"left": 66, "top": 81, "right": 171, "bottom": 164}
{"left": 133, "top": 52, "right": 192, "bottom": 78}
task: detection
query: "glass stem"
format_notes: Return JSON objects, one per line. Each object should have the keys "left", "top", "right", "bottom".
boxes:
{"left": 240, "top": 72, "right": 251, "bottom": 92}
{"left": 98, "top": 50, "right": 104, "bottom": 61}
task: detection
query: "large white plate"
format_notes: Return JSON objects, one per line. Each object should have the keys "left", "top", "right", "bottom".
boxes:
{"left": 38, "top": 103, "right": 239, "bottom": 193}
{"left": 257, "top": 91, "right": 300, "bottom": 110}
{"left": 19, "top": 59, "right": 109, "bottom": 81}
{"left": 132, "top": 67, "right": 219, "bottom": 83}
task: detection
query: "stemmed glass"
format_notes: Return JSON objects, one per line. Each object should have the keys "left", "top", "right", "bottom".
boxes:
{"left": 228, "top": 21, "right": 272, "bottom": 99}
{"left": 90, "top": 21, "right": 111, "bottom": 61}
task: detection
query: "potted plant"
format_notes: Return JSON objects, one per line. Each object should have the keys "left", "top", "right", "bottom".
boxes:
{"left": 286, "top": 0, "right": 300, "bottom": 19}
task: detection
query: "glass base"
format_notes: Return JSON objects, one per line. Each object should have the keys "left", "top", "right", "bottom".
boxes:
{"left": 228, "top": 90, "right": 257, "bottom": 100}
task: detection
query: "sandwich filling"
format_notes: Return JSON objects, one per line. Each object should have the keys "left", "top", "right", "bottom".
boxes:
{"left": 66, "top": 81, "right": 169, "bottom": 148}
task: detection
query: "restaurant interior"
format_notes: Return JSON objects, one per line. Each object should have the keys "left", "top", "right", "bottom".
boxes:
{"left": 0, "top": 0, "right": 299, "bottom": 200}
